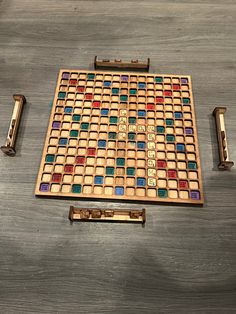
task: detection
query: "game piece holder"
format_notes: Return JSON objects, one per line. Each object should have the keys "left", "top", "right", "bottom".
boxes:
{"left": 69, "top": 206, "right": 146, "bottom": 224}
{"left": 1, "top": 94, "right": 26, "bottom": 156}
{"left": 94, "top": 56, "right": 150, "bottom": 72}
{"left": 213, "top": 107, "right": 234, "bottom": 170}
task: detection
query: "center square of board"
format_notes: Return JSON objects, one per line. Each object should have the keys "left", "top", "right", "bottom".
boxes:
{"left": 35, "top": 70, "right": 204, "bottom": 205}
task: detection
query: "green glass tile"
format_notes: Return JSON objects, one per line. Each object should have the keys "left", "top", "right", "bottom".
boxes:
{"left": 112, "top": 88, "right": 119, "bottom": 94}
{"left": 157, "top": 126, "right": 165, "bottom": 133}
{"left": 158, "top": 188, "right": 168, "bottom": 198}
{"left": 73, "top": 114, "right": 81, "bottom": 121}
{"left": 128, "top": 133, "right": 136, "bottom": 140}
{"left": 183, "top": 98, "right": 190, "bottom": 104}
{"left": 108, "top": 132, "right": 116, "bottom": 139}
{"left": 110, "top": 116, "right": 118, "bottom": 124}
{"left": 87, "top": 73, "right": 95, "bottom": 80}
{"left": 155, "top": 77, "right": 163, "bottom": 83}
{"left": 120, "top": 95, "right": 128, "bottom": 101}
{"left": 72, "top": 184, "right": 82, "bottom": 193}
{"left": 70, "top": 130, "right": 78, "bottom": 137}
{"left": 81, "top": 123, "right": 89, "bottom": 130}
{"left": 126, "top": 167, "right": 135, "bottom": 176}
{"left": 45, "top": 154, "right": 55, "bottom": 163}
{"left": 166, "top": 134, "right": 175, "bottom": 142}
{"left": 58, "top": 92, "right": 66, "bottom": 99}
{"left": 188, "top": 161, "right": 197, "bottom": 169}
{"left": 166, "top": 119, "right": 174, "bottom": 125}
{"left": 106, "top": 167, "right": 114, "bottom": 175}
{"left": 116, "top": 158, "right": 125, "bottom": 166}
{"left": 129, "top": 117, "right": 136, "bottom": 124}
{"left": 130, "top": 89, "right": 137, "bottom": 95}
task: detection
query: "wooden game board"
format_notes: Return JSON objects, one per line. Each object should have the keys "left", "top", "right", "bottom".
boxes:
{"left": 35, "top": 69, "right": 204, "bottom": 204}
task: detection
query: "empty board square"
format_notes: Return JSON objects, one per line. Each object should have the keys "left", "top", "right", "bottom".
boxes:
{"left": 35, "top": 70, "right": 203, "bottom": 205}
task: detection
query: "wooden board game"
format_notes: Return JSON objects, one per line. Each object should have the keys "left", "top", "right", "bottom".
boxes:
{"left": 35, "top": 69, "right": 204, "bottom": 204}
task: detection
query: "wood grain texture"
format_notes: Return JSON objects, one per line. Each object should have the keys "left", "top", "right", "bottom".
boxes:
{"left": 0, "top": 0, "right": 236, "bottom": 313}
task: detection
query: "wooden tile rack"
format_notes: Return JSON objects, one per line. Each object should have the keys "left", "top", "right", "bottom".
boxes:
{"left": 94, "top": 56, "right": 150, "bottom": 72}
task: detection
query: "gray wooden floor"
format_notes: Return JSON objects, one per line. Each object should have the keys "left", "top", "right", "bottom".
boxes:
{"left": 0, "top": 0, "right": 236, "bottom": 313}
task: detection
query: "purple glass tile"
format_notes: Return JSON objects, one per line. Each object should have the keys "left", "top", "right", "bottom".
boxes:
{"left": 52, "top": 121, "right": 61, "bottom": 129}
{"left": 121, "top": 75, "right": 128, "bottom": 82}
{"left": 190, "top": 190, "right": 200, "bottom": 200}
{"left": 185, "top": 127, "right": 193, "bottom": 134}
{"left": 62, "top": 72, "right": 70, "bottom": 79}
{"left": 181, "top": 78, "right": 188, "bottom": 84}
{"left": 40, "top": 183, "right": 49, "bottom": 192}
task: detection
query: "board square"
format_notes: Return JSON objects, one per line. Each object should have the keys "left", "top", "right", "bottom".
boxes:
{"left": 35, "top": 69, "right": 204, "bottom": 204}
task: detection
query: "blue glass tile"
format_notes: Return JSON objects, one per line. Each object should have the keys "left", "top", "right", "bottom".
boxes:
{"left": 59, "top": 138, "right": 68, "bottom": 145}
{"left": 98, "top": 140, "right": 106, "bottom": 148}
{"left": 115, "top": 186, "right": 124, "bottom": 195}
{"left": 94, "top": 176, "right": 103, "bottom": 185}
{"left": 137, "top": 177, "right": 146, "bottom": 186}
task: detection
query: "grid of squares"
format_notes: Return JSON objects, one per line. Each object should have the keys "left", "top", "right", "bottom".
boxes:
{"left": 35, "top": 70, "right": 203, "bottom": 204}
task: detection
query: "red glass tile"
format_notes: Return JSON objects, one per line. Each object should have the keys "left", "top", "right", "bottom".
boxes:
{"left": 164, "top": 90, "right": 172, "bottom": 96}
{"left": 179, "top": 180, "right": 188, "bottom": 188}
{"left": 85, "top": 93, "right": 93, "bottom": 100}
{"left": 147, "top": 103, "right": 155, "bottom": 110}
{"left": 76, "top": 156, "right": 85, "bottom": 164}
{"left": 77, "top": 86, "right": 85, "bottom": 92}
{"left": 156, "top": 97, "right": 164, "bottom": 103}
{"left": 87, "top": 148, "right": 96, "bottom": 156}
{"left": 93, "top": 101, "right": 101, "bottom": 108}
{"left": 69, "top": 79, "right": 77, "bottom": 85}
{"left": 52, "top": 173, "right": 62, "bottom": 182}
{"left": 157, "top": 160, "right": 167, "bottom": 168}
{"left": 173, "top": 84, "right": 180, "bottom": 90}
{"left": 64, "top": 164, "right": 74, "bottom": 173}
{"left": 168, "top": 170, "right": 177, "bottom": 178}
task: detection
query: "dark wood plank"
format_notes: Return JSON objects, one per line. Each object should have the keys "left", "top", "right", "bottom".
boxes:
{"left": 0, "top": 0, "right": 236, "bottom": 313}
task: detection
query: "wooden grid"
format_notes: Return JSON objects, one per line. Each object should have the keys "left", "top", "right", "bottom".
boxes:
{"left": 35, "top": 69, "right": 204, "bottom": 205}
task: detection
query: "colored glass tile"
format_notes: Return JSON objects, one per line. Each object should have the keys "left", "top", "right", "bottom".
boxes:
{"left": 185, "top": 127, "right": 193, "bottom": 134}
{"left": 69, "top": 79, "right": 77, "bottom": 85}
{"left": 64, "top": 164, "right": 74, "bottom": 173}
{"left": 126, "top": 167, "right": 135, "bottom": 176}
{"left": 174, "top": 112, "right": 183, "bottom": 119}
{"left": 179, "top": 180, "right": 188, "bottom": 188}
{"left": 138, "top": 110, "right": 146, "bottom": 117}
{"left": 156, "top": 97, "right": 164, "bottom": 103}
{"left": 72, "top": 184, "right": 82, "bottom": 194}
{"left": 116, "top": 158, "right": 125, "bottom": 166}
{"left": 181, "top": 78, "right": 188, "bottom": 84}
{"left": 155, "top": 77, "right": 163, "bottom": 83}
{"left": 40, "top": 183, "right": 49, "bottom": 192}
{"left": 168, "top": 170, "right": 177, "bottom": 178}
{"left": 87, "top": 73, "right": 95, "bottom": 80}
{"left": 52, "top": 121, "right": 60, "bottom": 128}
{"left": 77, "top": 86, "right": 85, "bottom": 92}
{"left": 108, "top": 132, "right": 116, "bottom": 139}
{"left": 87, "top": 148, "right": 96, "bottom": 156}
{"left": 52, "top": 173, "right": 62, "bottom": 182}
{"left": 157, "top": 126, "right": 165, "bottom": 133}
{"left": 70, "top": 130, "right": 78, "bottom": 137}
{"left": 130, "top": 89, "right": 137, "bottom": 95}
{"left": 121, "top": 75, "right": 128, "bottom": 81}
{"left": 120, "top": 95, "right": 128, "bottom": 101}
{"left": 110, "top": 116, "right": 118, "bottom": 124}
{"left": 93, "top": 101, "right": 101, "bottom": 108}
{"left": 166, "top": 119, "right": 173, "bottom": 125}
{"left": 45, "top": 154, "right": 55, "bottom": 163}
{"left": 62, "top": 73, "right": 70, "bottom": 79}
{"left": 183, "top": 98, "right": 190, "bottom": 104}
{"left": 138, "top": 82, "right": 146, "bottom": 88}
{"left": 112, "top": 88, "right": 119, "bottom": 94}
{"left": 157, "top": 160, "right": 167, "bottom": 168}
{"left": 147, "top": 104, "right": 155, "bottom": 110}
{"left": 176, "top": 143, "right": 185, "bottom": 152}
{"left": 166, "top": 134, "right": 175, "bottom": 142}
{"left": 94, "top": 176, "right": 103, "bottom": 185}
{"left": 137, "top": 142, "right": 145, "bottom": 149}
{"left": 173, "top": 84, "right": 180, "bottom": 90}
{"left": 98, "top": 140, "right": 106, "bottom": 148}
{"left": 101, "top": 109, "right": 109, "bottom": 115}
{"left": 64, "top": 107, "right": 73, "bottom": 113}
{"left": 137, "top": 177, "right": 146, "bottom": 186}
{"left": 115, "top": 186, "right": 124, "bottom": 195}
{"left": 190, "top": 190, "right": 200, "bottom": 200}
{"left": 76, "top": 156, "right": 85, "bottom": 164}
{"left": 59, "top": 138, "right": 68, "bottom": 145}
{"left": 128, "top": 133, "right": 135, "bottom": 140}
{"left": 129, "top": 117, "right": 136, "bottom": 124}
{"left": 104, "top": 81, "right": 111, "bottom": 87}
{"left": 58, "top": 92, "right": 66, "bottom": 99}
{"left": 158, "top": 188, "right": 168, "bottom": 198}
{"left": 188, "top": 161, "right": 197, "bottom": 169}
{"left": 164, "top": 90, "right": 172, "bottom": 96}
{"left": 106, "top": 167, "right": 114, "bottom": 175}
{"left": 81, "top": 123, "right": 89, "bottom": 130}
{"left": 85, "top": 93, "right": 93, "bottom": 100}
{"left": 73, "top": 114, "right": 81, "bottom": 121}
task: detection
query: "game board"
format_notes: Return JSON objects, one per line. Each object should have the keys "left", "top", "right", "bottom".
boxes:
{"left": 35, "top": 69, "right": 204, "bottom": 204}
